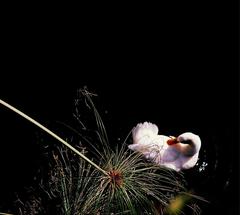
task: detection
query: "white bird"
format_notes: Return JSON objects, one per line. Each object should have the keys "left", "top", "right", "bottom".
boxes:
{"left": 128, "top": 122, "right": 201, "bottom": 171}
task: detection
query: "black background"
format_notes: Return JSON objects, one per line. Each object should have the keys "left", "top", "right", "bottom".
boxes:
{"left": 0, "top": 2, "right": 239, "bottom": 214}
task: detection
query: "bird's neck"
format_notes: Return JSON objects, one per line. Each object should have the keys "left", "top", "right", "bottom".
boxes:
{"left": 176, "top": 143, "right": 198, "bottom": 156}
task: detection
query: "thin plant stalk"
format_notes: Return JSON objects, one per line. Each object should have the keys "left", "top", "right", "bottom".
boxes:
{"left": 0, "top": 99, "right": 108, "bottom": 176}
{"left": 0, "top": 213, "right": 14, "bottom": 215}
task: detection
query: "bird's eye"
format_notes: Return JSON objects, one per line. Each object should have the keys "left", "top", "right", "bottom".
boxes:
{"left": 181, "top": 140, "right": 192, "bottom": 145}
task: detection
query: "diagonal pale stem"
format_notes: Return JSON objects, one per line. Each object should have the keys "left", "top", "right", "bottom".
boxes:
{"left": 0, "top": 212, "right": 14, "bottom": 215}
{"left": 0, "top": 99, "right": 108, "bottom": 176}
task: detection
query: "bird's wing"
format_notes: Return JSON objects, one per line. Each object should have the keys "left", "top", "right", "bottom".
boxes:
{"left": 132, "top": 122, "right": 159, "bottom": 144}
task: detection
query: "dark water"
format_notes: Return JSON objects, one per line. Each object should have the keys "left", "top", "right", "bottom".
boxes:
{"left": 0, "top": 2, "right": 238, "bottom": 213}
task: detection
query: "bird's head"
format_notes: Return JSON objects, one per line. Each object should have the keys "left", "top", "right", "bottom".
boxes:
{"left": 166, "top": 132, "right": 201, "bottom": 156}
{"left": 176, "top": 132, "right": 201, "bottom": 156}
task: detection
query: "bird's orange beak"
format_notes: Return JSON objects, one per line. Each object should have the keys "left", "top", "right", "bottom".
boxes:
{"left": 167, "top": 136, "right": 179, "bottom": 145}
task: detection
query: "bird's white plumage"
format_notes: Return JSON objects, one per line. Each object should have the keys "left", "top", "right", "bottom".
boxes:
{"left": 128, "top": 122, "right": 201, "bottom": 171}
